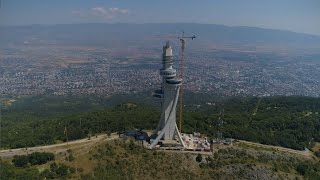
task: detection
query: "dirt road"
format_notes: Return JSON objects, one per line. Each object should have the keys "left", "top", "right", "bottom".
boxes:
{"left": 0, "top": 134, "right": 119, "bottom": 160}
{"left": 238, "top": 140, "right": 314, "bottom": 158}
{"left": 0, "top": 134, "right": 314, "bottom": 160}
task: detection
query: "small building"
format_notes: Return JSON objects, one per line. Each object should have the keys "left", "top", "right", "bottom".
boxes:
{"left": 122, "top": 130, "right": 150, "bottom": 142}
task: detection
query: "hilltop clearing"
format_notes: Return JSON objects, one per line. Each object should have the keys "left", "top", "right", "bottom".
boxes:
{"left": 1, "top": 138, "right": 319, "bottom": 179}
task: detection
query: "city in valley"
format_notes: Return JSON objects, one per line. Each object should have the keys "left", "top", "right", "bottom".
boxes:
{"left": 1, "top": 25, "right": 320, "bottom": 98}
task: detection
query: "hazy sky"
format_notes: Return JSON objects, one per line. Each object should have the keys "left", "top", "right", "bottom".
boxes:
{"left": 0, "top": 0, "right": 319, "bottom": 35}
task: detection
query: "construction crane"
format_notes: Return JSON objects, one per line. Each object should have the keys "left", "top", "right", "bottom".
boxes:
{"left": 178, "top": 31, "right": 196, "bottom": 133}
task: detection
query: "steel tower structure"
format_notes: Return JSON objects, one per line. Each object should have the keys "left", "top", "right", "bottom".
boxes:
{"left": 149, "top": 41, "right": 186, "bottom": 149}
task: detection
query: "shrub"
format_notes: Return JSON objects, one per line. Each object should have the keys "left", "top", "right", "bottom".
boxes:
{"left": 196, "top": 154, "right": 203, "bottom": 163}
{"left": 12, "top": 152, "right": 55, "bottom": 167}
{"left": 28, "top": 152, "right": 55, "bottom": 165}
{"left": 12, "top": 155, "right": 29, "bottom": 167}
{"left": 77, "top": 167, "right": 84, "bottom": 173}
{"left": 50, "top": 162, "right": 58, "bottom": 172}
{"left": 56, "top": 164, "right": 69, "bottom": 176}
{"left": 40, "top": 169, "right": 55, "bottom": 179}
{"left": 70, "top": 167, "right": 76, "bottom": 174}
{"left": 65, "top": 154, "right": 75, "bottom": 161}
{"left": 296, "top": 164, "right": 308, "bottom": 175}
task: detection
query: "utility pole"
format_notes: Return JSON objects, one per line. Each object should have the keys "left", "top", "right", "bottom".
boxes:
{"left": 64, "top": 126, "right": 68, "bottom": 145}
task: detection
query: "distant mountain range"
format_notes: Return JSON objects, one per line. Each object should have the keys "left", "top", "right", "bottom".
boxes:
{"left": 1, "top": 23, "right": 320, "bottom": 50}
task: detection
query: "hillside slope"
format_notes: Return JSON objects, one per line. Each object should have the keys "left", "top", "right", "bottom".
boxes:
{"left": 1, "top": 138, "right": 319, "bottom": 179}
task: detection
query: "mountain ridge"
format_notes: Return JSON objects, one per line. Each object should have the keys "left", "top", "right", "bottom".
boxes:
{"left": 1, "top": 23, "right": 320, "bottom": 49}
{"left": 2, "top": 22, "right": 320, "bottom": 37}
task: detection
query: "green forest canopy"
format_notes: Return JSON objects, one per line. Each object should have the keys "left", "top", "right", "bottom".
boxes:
{"left": 1, "top": 95, "right": 319, "bottom": 150}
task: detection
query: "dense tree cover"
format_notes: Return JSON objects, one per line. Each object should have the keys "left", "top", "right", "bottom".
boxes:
{"left": 1, "top": 103, "right": 159, "bottom": 148}
{"left": 12, "top": 152, "right": 55, "bottom": 167}
{"left": 1, "top": 91, "right": 220, "bottom": 116}
{"left": 1, "top": 95, "right": 319, "bottom": 150}
{"left": 1, "top": 92, "right": 156, "bottom": 115}
{"left": 181, "top": 96, "right": 320, "bottom": 150}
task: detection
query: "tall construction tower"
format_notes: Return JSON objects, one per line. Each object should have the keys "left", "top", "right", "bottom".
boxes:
{"left": 150, "top": 41, "right": 186, "bottom": 149}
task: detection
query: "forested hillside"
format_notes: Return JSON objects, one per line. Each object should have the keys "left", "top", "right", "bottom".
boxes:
{"left": 1, "top": 95, "right": 319, "bottom": 151}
